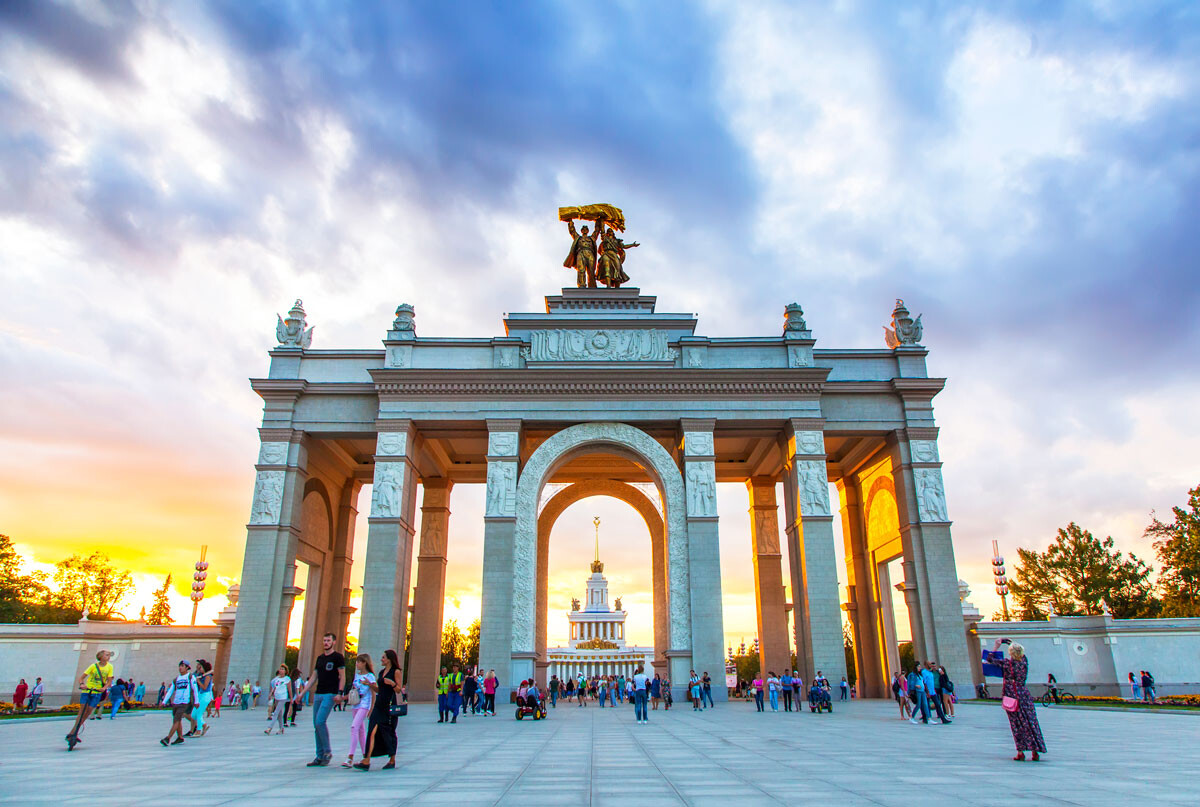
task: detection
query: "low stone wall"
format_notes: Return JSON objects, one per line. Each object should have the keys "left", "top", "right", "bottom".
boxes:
{"left": 971, "top": 614, "right": 1200, "bottom": 697}
{"left": 0, "top": 619, "right": 231, "bottom": 709}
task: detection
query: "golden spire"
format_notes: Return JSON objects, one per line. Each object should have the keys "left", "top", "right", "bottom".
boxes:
{"left": 591, "top": 516, "right": 604, "bottom": 573}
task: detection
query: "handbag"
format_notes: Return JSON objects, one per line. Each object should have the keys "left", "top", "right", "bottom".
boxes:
{"left": 1001, "top": 695, "right": 1019, "bottom": 712}
{"left": 388, "top": 701, "right": 408, "bottom": 717}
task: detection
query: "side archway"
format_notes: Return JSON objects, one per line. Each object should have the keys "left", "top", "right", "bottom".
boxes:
{"left": 513, "top": 422, "right": 689, "bottom": 654}
{"left": 537, "top": 480, "right": 668, "bottom": 673}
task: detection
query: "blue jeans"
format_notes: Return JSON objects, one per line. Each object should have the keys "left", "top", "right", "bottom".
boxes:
{"left": 755, "top": 690, "right": 764, "bottom": 711}
{"left": 634, "top": 690, "right": 648, "bottom": 721}
{"left": 448, "top": 693, "right": 461, "bottom": 716}
{"left": 241, "top": 693, "right": 250, "bottom": 710}
{"left": 769, "top": 689, "right": 779, "bottom": 711}
{"left": 599, "top": 686, "right": 607, "bottom": 706}
{"left": 915, "top": 690, "right": 931, "bottom": 723}
{"left": 312, "top": 693, "right": 335, "bottom": 758}
{"left": 703, "top": 686, "right": 714, "bottom": 707}
{"left": 550, "top": 689, "right": 557, "bottom": 706}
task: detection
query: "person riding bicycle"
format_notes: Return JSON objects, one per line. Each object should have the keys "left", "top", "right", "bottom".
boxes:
{"left": 1047, "top": 672, "right": 1060, "bottom": 704}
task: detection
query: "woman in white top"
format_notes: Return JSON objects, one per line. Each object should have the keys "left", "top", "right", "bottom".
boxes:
{"left": 342, "top": 655, "right": 376, "bottom": 768}
{"left": 264, "top": 664, "right": 292, "bottom": 735}
{"left": 767, "top": 672, "right": 781, "bottom": 711}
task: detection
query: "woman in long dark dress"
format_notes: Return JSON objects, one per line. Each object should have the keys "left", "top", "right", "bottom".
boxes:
{"left": 986, "top": 638, "right": 1046, "bottom": 761}
{"left": 355, "top": 648, "right": 399, "bottom": 771}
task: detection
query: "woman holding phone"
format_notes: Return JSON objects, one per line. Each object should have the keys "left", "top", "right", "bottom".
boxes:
{"left": 985, "top": 638, "right": 1046, "bottom": 761}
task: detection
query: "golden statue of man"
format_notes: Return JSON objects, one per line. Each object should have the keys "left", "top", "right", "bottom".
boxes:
{"left": 563, "top": 220, "right": 598, "bottom": 288}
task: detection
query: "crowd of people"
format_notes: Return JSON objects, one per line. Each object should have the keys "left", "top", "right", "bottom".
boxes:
{"left": 889, "top": 661, "right": 956, "bottom": 724}
{"left": 35, "top": 633, "right": 1072, "bottom": 766}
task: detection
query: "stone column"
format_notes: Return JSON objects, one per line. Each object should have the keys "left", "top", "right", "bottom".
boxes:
{"left": 406, "top": 478, "right": 453, "bottom": 702}
{"left": 359, "top": 424, "right": 420, "bottom": 671}
{"left": 479, "top": 420, "right": 521, "bottom": 698}
{"left": 681, "top": 419, "right": 726, "bottom": 701}
{"left": 747, "top": 477, "right": 791, "bottom": 681}
{"left": 889, "top": 432, "right": 972, "bottom": 688}
{"left": 838, "top": 478, "right": 884, "bottom": 697}
{"left": 320, "top": 478, "right": 361, "bottom": 643}
{"left": 229, "top": 433, "right": 307, "bottom": 685}
{"left": 782, "top": 421, "right": 846, "bottom": 685}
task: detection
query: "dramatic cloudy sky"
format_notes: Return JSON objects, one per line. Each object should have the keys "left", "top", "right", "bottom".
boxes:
{"left": 1, "top": 1, "right": 1196, "bottom": 648}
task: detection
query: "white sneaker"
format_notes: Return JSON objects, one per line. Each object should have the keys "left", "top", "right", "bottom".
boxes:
{"left": 929, "top": 719, "right": 941, "bottom": 725}
{"left": 909, "top": 717, "right": 919, "bottom": 724}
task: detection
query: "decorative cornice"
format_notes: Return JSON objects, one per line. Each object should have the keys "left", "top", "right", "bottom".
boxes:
{"left": 370, "top": 369, "right": 826, "bottom": 398}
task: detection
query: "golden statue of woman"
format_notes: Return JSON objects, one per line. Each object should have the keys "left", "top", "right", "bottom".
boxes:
{"left": 596, "top": 226, "right": 638, "bottom": 288}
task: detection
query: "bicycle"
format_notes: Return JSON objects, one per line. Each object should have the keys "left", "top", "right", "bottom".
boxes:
{"left": 1039, "top": 685, "right": 1075, "bottom": 706}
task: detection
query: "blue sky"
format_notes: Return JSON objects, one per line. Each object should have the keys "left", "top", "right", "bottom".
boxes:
{"left": 0, "top": 1, "right": 1197, "bottom": 641}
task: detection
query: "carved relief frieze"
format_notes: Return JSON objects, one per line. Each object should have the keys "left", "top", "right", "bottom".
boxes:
{"left": 485, "top": 461, "right": 518, "bottom": 517}
{"left": 684, "top": 432, "right": 713, "bottom": 456}
{"left": 685, "top": 462, "right": 717, "bottom": 517}
{"left": 520, "top": 329, "right": 677, "bottom": 362}
{"left": 257, "top": 442, "right": 289, "bottom": 466}
{"left": 914, "top": 467, "right": 949, "bottom": 522}
{"left": 797, "top": 460, "right": 831, "bottom": 517}
{"left": 795, "top": 430, "right": 825, "bottom": 456}
{"left": 488, "top": 432, "right": 519, "bottom": 457}
{"left": 249, "top": 470, "right": 286, "bottom": 524}
{"left": 910, "top": 440, "right": 939, "bottom": 463}
{"left": 376, "top": 432, "right": 408, "bottom": 457}
{"left": 371, "top": 462, "right": 405, "bottom": 518}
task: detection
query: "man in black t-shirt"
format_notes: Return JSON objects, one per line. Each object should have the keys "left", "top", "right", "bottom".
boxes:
{"left": 293, "top": 633, "right": 345, "bottom": 766}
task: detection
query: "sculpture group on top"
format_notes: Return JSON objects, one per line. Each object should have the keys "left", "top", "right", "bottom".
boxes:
{"left": 561, "top": 204, "right": 639, "bottom": 289}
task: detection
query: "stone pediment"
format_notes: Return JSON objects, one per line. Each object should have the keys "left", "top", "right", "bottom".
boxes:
{"left": 504, "top": 288, "right": 698, "bottom": 351}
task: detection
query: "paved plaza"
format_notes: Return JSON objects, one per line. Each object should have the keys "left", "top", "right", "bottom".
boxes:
{"left": 1, "top": 700, "right": 1197, "bottom": 806}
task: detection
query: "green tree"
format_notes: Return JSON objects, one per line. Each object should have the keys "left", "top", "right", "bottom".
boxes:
{"left": 0, "top": 535, "right": 75, "bottom": 623}
{"left": 440, "top": 619, "right": 465, "bottom": 669}
{"left": 463, "top": 617, "right": 481, "bottom": 667}
{"left": 1008, "top": 523, "right": 1159, "bottom": 620}
{"left": 284, "top": 645, "right": 299, "bottom": 674}
{"left": 898, "top": 641, "right": 915, "bottom": 672}
{"left": 51, "top": 552, "right": 134, "bottom": 619}
{"left": 1146, "top": 485, "right": 1200, "bottom": 617}
{"left": 146, "top": 574, "right": 174, "bottom": 625}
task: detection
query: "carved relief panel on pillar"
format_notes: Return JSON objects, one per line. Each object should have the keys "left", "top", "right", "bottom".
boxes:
{"left": 682, "top": 428, "right": 716, "bottom": 518}
{"left": 249, "top": 470, "right": 286, "bottom": 524}
{"left": 371, "top": 463, "right": 406, "bottom": 518}
{"left": 913, "top": 467, "right": 949, "bottom": 523}
{"left": 485, "top": 461, "right": 518, "bottom": 517}
{"left": 797, "top": 461, "right": 831, "bottom": 517}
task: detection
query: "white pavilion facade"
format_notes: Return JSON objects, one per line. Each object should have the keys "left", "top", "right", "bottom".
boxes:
{"left": 546, "top": 547, "right": 653, "bottom": 681}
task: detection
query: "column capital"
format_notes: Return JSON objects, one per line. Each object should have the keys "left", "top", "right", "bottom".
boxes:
{"left": 486, "top": 418, "right": 522, "bottom": 433}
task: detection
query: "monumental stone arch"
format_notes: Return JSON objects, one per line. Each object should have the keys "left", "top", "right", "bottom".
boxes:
{"left": 228, "top": 289, "right": 974, "bottom": 702}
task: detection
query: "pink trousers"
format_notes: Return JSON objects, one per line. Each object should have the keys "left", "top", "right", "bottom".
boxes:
{"left": 349, "top": 708, "right": 368, "bottom": 756}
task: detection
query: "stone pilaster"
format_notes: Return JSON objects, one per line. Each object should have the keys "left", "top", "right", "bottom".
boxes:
{"left": 888, "top": 431, "right": 972, "bottom": 689}
{"left": 479, "top": 420, "right": 521, "bottom": 695}
{"left": 681, "top": 419, "right": 726, "bottom": 701}
{"left": 748, "top": 477, "right": 791, "bottom": 680}
{"left": 783, "top": 421, "right": 846, "bottom": 685}
{"left": 229, "top": 432, "right": 307, "bottom": 686}
{"left": 837, "top": 478, "right": 884, "bottom": 697}
{"left": 358, "top": 423, "right": 419, "bottom": 669}
{"left": 406, "top": 478, "right": 453, "bottom": 702}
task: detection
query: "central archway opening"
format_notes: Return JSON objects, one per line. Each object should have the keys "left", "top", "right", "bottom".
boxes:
{"left": 543, "top": 494, "right": 656, "bottom": 686}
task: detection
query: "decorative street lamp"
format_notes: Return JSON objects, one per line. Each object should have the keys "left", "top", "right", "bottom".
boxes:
{"left": 991, "top": 539, "right": 1010, "bottom": 621}
{"left": 191, "top": 544, "right": 209, "bottom": 626}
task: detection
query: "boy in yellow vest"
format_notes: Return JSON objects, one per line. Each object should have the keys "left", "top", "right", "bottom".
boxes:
{"left": 67, "top": 649, "right": 112, "bottom": 750}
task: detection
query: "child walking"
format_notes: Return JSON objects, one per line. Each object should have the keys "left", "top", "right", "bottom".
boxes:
{"left": 342, "top": 655, "right": 375, "bottom": 767}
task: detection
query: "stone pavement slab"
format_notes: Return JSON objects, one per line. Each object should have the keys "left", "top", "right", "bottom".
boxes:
{"left": 0, "top": 700, "right": 1197, "bottom": 805}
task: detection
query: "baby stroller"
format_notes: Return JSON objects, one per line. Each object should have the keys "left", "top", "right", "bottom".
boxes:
{"left": 808, "top": 683, "right": 833, "bottom": 713}
{"left": 514, "top": 681, "right": 547, "bottom": 720}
